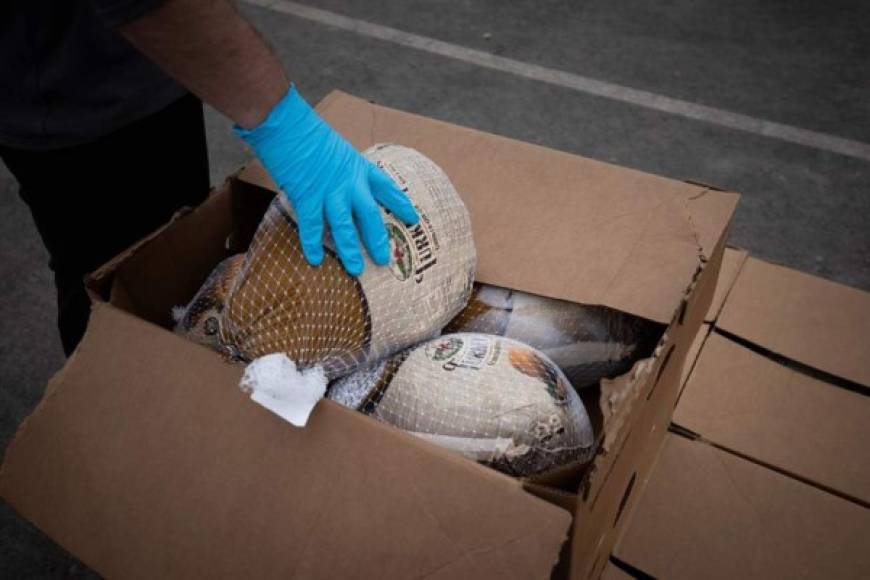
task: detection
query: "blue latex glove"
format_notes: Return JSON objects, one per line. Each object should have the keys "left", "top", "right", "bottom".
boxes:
{"left": 234, "top": 85, "right": 419, "bottom": 276}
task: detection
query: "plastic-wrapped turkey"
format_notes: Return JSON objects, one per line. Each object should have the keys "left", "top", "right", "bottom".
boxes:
{"left": 444, "top": 284, "right": 661, "bottom": 390}
{"left": 173, "top": 144, "right": 476, "bottom": 379}
{"left": 329, "top": 332, "right": 596, "bottom": 476}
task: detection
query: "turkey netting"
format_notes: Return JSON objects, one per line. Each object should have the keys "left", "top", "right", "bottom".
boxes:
{"left": 174, "top": 144, "right": 476, "bottom": 379}
{"left": 329, "top": 332, "right": 595, "bottom": 476}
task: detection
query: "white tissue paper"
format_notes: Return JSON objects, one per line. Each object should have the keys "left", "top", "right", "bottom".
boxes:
{"left": 240, "top": 353, "right": 327, "bottom": 427}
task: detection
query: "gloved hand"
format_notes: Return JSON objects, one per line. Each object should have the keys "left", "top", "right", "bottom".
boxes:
{"left": 234, "top": 84, "right": 419, "bottom": 276}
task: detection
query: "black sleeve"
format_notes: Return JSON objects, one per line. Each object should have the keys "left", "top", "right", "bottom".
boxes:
{"left": 90, "top": 0, "right": 169, "bottom": 27}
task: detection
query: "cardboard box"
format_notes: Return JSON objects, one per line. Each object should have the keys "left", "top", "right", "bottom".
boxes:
{"left": 614, "top": 257, "right": 870, "bottom": 577}
{"left": 614, "top": 434, "right": 870, "bottom": 579}
{"left": 680, "top": 256, "right": 870, "bottom": 503}
{"left": 0, "top": 92, "right": 738, "bottom": 579}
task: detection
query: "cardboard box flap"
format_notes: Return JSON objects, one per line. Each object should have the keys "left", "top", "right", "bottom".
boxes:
{"left": 1, "top": 304, "right": 570, "bottom": 579}
{"left": 614, "top": 434, "right": 870, "bottom": 579}
{"left": 675, "top": 332, "right": 870, "bottom": 503}
{"left": 717, "top": 257, "right": 870, "bottom": 387}
{"left": 238, "top": 91, "right": 739, "bottom": 324}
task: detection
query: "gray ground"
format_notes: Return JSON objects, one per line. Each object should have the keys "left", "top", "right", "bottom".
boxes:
{"left": 1, "top": 0, "right": 868, "bottom": 577}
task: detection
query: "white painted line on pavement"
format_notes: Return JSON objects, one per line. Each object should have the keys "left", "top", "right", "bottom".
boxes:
{"left": 243, "top": 0, "right": 870, "bottom": 162}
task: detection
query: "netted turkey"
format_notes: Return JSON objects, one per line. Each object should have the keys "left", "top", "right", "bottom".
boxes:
{"left": 329, "top": 332, "right": 595, "bottom": 476}
{"left": 174, "top": 144, "right": 476, "bottom": 379}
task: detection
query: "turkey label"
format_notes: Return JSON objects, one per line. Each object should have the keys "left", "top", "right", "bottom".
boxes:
{"left": 388, "top": 208, "right": 438, "bottom": 283}
{"left": 431, "top": 335, "right": 500, "bottom": 372}
{"left": 353, "top": 145, "right": 475, "bottom": 364}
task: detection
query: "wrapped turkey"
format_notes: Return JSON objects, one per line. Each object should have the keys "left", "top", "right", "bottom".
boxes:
{"left": 174, "top": 144, "right": 476, "bottom": 379}
{"left": 444, "top": 284, "right": 660, "bottom": 390}
{"left": 329, "top": 333, "right": 595, "bottom": 476}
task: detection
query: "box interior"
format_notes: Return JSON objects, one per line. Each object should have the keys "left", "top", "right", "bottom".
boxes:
{"left": 97, "top": 174, "right": 670, "bottom": 499}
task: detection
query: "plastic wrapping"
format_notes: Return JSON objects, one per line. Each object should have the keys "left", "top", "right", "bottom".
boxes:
{"left": 329, "top": 333, "right": 595, "bottom": 476}
{"left": 444, "top": 284, "right": 661, "bottom": 390}
{"left": 174, "top": 144, "right": 476, "bottom": 379}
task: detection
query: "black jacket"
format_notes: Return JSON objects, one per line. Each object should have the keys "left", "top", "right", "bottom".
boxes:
{"left": 0, "top": 0, "right": 184, "bottom": 150}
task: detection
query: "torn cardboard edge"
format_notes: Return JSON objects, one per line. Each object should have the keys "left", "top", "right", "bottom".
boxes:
{"left": 569, "top": 230, "right": 732, "bottom": 580}
{"left": 667, "top": 245, "right": 749, "bottom": 403}
{"left": 664, "top": 244, "right": 748, "bottom": 405}
{"left": 542, "top": 235, "right": 727, "bottom": 580}
{"left": 583, "top": 232, "right": 729, "bottom": 501}
{"left": 524, "top": 229, "right": 731, "bottom": 507}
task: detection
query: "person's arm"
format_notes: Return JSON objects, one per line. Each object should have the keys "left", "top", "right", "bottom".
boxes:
{"left": 108, "top": 0, "right": 418, "bottom": 274}
{"left": 118, "top": 0, "right": 286, "bottom": 128}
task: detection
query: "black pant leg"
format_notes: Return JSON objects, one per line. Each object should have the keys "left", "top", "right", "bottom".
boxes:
{"left": 0, "top": 93, "right": 210, "bottom": 355}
